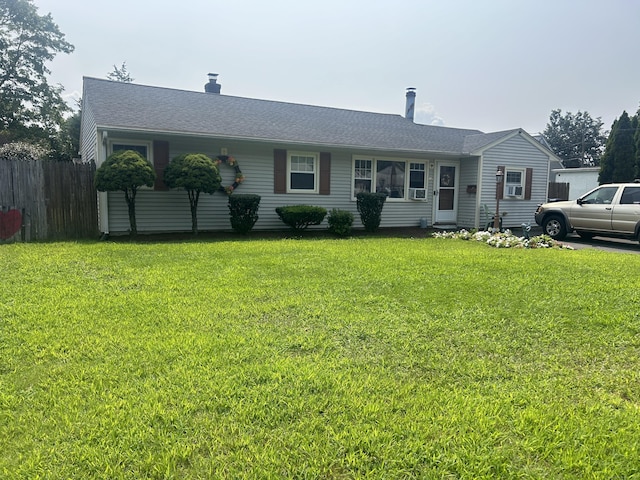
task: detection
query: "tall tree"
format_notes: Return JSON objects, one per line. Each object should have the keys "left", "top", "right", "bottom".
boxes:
{"left": 0, "top": 0, "right": 74, "bottom": 144}
{"left": 598, "top": 118, "right": 617, "bottom": 184}
{"left": 543, "top": 109, "right": 607, "bottom": 167}
{"left": 107, "top": 62, "right": 134, "bottom": 83}
{"left": 599, "top": 111, "right": 637, "bottom": 184}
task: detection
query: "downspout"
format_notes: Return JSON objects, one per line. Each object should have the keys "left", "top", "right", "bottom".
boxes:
{"left": 98, "top": 130, "right": 110, "bottom": 237}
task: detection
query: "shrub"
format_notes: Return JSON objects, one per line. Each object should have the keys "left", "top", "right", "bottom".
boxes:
{"left": 0, "top": 141, "right": 49, "bottom": 161}
{"left": 164, "top": 153, "right": 221, "bottom": 235}
{"left": 275, "top": 205, "right": 327, "bottom": 231}
{"left": 228, "top": 194, "right": 261, "bottom": 234}
{"left": 327, "top": 208, "right": 354, "bottom": 237}
{"left": 95, "top": 150, "right": 155, "bottom": 236}
{"left": 356, "top": 192, "right": 387, "bottom": 232}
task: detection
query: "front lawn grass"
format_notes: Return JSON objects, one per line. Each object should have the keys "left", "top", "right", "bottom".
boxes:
{"left": 1, "top": 237, "right": 639, "bottom": 479}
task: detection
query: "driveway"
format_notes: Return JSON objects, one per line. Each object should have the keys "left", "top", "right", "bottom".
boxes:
{"left": 562, "top": 234, "right": 640, "bottom": 254}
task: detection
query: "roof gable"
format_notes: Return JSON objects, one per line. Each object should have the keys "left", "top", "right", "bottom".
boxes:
{"left": 464, "top": 128, "right": 562, "bottom": 162}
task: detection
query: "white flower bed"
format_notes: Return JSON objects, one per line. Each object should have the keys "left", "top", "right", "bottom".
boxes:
{"left": 432, "top": 229, "right": 573, "bottom": 249}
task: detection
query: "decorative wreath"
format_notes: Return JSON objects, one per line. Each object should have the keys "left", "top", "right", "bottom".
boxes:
{"left": 215, "top": 155, "right": 245, "bottom": 195}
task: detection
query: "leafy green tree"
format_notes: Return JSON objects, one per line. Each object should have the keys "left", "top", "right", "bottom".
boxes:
{"left": 164, "top": 153, "right": 221, "bottom": 235}
{"left": 599, "top": 111, "right": 637, "bottom": 184}
{"left": 598, "top": 111, "right": 637, "bottom": 183}
{"left": 0, "top": 0, "right": 74, "bottom": 147}
{"left": 543, "top": 109, "right": 607, "bottom": 167}
{"left": 107, "top": 62, "right": 134, "bottom": 83}
{"left": 598, "top": 118, "right": 616, "bottom": 184}
{"left": 94, "top": 150, "right": 156, "bottom": 236}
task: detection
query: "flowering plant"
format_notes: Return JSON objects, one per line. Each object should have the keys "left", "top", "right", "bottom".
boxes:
{"left": 432, "top": 229, "right": 573, "bottom": 250}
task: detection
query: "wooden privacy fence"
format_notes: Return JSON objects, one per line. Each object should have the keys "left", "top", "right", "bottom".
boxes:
{"left": 0, "top": 160, "right": 98, "bottom": 242}
{"left": 548, "top": 182, "right": 570, "bottom": 202}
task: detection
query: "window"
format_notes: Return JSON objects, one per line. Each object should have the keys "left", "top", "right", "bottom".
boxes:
{"left": 376, "top": 161, "right": 405, "bottom": 198}
{"left": 620, "top": 186, "right": 640, "bottom": 204}
{"left": 287, "top": 152, "right": 318, "bottom": 192}
{"left": 109, "top": 140, "right": 152, "bottom": 163}
{"left": 504, "top": 168, "right": 524, "bottom": 198}
{"left": 409, "top": 163, "right": 426, "bottom": 189}
{"left": 352, "top": 157, "right": 427, "bottom": 200}
{"left": 581, "top": 186, "right": 618, "bottom": 204}
{"left": 354, "top": 159, "right": 372, "bottom": 194}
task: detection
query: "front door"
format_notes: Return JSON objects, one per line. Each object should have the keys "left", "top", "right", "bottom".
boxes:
{"left": 434, "top": 161, "right": 459, "bottom": 225}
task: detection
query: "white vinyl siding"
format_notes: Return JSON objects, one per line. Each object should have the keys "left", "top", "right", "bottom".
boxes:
{"left": 478, "top": 135, "right": 549, "bottom": 228}
{"left": 79, "top": 101, "right": 97, "bottom": 164}
{"left": 105, "top": 138, "right": 437, "bottom": 234}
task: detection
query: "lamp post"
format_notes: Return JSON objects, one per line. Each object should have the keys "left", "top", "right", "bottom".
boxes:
{"left": 494, "top": 168, "right": 504, "bottom": 231}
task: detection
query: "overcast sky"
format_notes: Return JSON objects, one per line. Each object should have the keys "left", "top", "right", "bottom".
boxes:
{"left": 36, "top": 0, "right": 639, "bottom": 135}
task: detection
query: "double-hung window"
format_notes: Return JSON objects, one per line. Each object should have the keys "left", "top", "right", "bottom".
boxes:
{"left": 288, "top": 152, "right": 318, "bottom": 193}
{"left": 409, "top": 163, "right": 426, "bottom": 188}
{"left": 354, "top": 159, "right": 373, "bottom": 194}
{"left": 504, "top": 168, "right": 525, "bottom": 198}
{"left": 352, "top": 157, "right": 427, "bottom": 200}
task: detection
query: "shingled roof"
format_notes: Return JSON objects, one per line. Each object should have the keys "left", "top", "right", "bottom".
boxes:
{"left": 83, "top": 77, "right": 508, "bottom": 155}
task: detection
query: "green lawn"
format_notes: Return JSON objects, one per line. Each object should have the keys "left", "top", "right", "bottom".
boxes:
{"left": 1, "top": 237, "right": 639, "bottom": 479}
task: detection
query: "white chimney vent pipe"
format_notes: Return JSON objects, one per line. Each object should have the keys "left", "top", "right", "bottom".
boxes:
{"left": 405, "top": 87, "right": 416, "bottom": 122}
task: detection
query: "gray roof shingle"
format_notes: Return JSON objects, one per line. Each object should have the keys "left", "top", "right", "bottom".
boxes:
{"left": 83, "top": 77, "right": 511, "bottom": 155}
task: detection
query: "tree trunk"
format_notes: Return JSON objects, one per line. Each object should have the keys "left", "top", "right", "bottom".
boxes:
{"left": 188, "top": 190, "right": 200, "bottom": 235}
{"left": 125, "top": 188, "right": 137, "bottom": 236}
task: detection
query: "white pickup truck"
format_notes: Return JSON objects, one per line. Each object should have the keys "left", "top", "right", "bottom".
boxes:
{"left": 534, "top": 182, "right": 640, "bottom": 242}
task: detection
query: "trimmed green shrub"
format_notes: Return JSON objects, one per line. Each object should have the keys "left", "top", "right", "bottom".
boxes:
{"left": 327, "top": 208, "right": 354, "bottom": 237}
{"left": 228, "top": 194, "right": 261, "bottom": 234}
{"left": 275, "top": 205, "right": 327, "bottom": 231}
{"left": 95, "top": 150, "right": 156, "bottom": 236}
{"left": 356, "top": 192, "right": 387, "bottom": 232}
{"left": 163, "top": 153, "right": 221, "bottom": 235}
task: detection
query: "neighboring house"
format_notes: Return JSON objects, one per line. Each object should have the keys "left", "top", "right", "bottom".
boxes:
{"left": 552, "top": 167, "right": 600, "bottom": 200}
{"left": 80, "top": 76, "right": 559, "bottom": 235}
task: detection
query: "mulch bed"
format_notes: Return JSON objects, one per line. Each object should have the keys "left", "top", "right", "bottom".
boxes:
{"left": 106, "top": 227, "right": 436, "bottom": 243}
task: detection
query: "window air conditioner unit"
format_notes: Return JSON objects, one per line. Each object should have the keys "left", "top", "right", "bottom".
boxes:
{"left": 506, "top": 185, "right": 522, "bottom": 196}
{"left": 410, "top": 188, "right": 427, "bottom": 200}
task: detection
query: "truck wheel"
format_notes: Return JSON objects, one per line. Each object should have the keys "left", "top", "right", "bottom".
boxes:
{"left": 543, "top": 215, "right": 567, "bottom": 240}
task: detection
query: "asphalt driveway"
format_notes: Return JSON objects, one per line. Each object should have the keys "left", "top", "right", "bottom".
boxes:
{"left": 561, "top": 234, "right": 640, "bottom": 254}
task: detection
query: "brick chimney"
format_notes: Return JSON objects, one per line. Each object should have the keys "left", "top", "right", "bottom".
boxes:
{"left": 205, "top": 73, "right": 221, "bottom": 94}
{"left": 405, "top": 87, "right": 416, "bottom": 122}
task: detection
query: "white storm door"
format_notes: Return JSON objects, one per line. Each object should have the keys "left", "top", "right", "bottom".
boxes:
{"left": 434, "top": 161, "right": 459, "bottom": 224}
